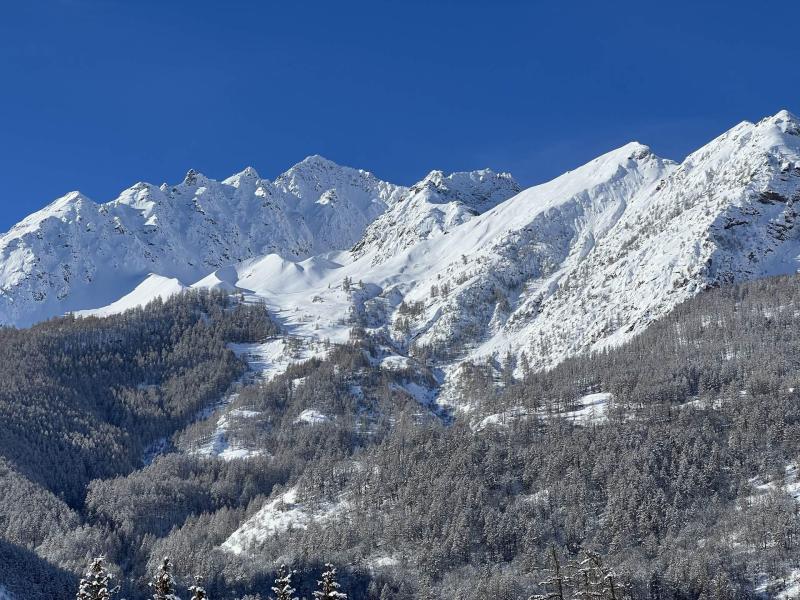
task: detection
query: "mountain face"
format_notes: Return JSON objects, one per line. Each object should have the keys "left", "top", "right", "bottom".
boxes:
{"left": 378, "top": 110, "right": 800, "bottom": 371}
{"left": 0, "top": 156, "right": 407, "bottom": 325}
{"left": 176, "top": 110, "right": 799, "bottom": 382}
{"left": 351, "top": 168, "right": 521, "bottom": 264}
{"left": 2, "top": 110, "right": 799, "bottom": 378}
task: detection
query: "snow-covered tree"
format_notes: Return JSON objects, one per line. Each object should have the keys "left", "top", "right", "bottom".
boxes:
{"left": 188, "top": 576, "right": 207, "bottom": 600}
{"left": 313, "top": 564, "right": 347, "bottom": 600}
{"left": 150, "top": 557, "right": 180, "bottom": 600}
{"left": 270, "top": 565, "right": 298, "bottom": 600}
{"left": 529, "top": 546, "right": 568, "bottom": 600}
{"left": 77, "top": 557, "right": 117, "bottom": 600}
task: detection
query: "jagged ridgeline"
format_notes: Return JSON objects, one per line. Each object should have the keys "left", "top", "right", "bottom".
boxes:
{"left": 2, "top": 275, "right": 800, "bottom": 599}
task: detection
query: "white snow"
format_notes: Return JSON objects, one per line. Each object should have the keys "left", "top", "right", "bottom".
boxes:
{"left": 561, "top": 392, "right": 611, "bottom": 423}
{"left": 367, "top": 555, "right": 401, "bottom": 570}
{"left": 776, "top": 570, "right": 800, "bottom": 599}
{"left": 379, "top": 355, "right": 412, "bottom": 370}
{"left": 191, "top": 393, "right": 265, "bottom": 461}
{"left": 183, "top": 110, "right": 800, "bottom": 383}
{"left": 0, "top": 156, "right": 406, "bottom": 326}
{"left": 294, "top": 409, "right": 330, "bottom": 425}
{"left": 190, "top": 338, "right": 325, "bottom": 460}
{"left": 751, "top": 463, "right": 800, "bottom": 502}
{"left": 2, "top": 110, "right": 799, "bottom": 389}
{"left": 75, "top": 273, "right": 186, "bottom": 318}
{"left": 221, "top": 487, "right": 349, "bottom": 555}
{"left": 476, "top": 392, "right": 611, "bottom": 430}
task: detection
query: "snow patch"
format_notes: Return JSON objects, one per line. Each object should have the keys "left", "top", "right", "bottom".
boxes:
{"left": 221, "top": 487, "right": 348, "bottom": 555}
{"left": 294, "top": 409, "right": 330, "bottom": 425}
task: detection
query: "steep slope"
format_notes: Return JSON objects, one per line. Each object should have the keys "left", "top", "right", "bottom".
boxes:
{"left": 352, "top": 168, "right": 520, "bottom": 264}
{"left": 75, "top": 274, "right": 187, "bottom": 318}
{"left": 186, "top": 141, "right": 673, "bottom": 355}
{"left": 7, "top": 109, "right": 799, "bottom": 383}
{"left": 504, "top": 109, "right": 800, "bottom": 364}
{"left": 0, "top": 157, "right": 405, "bottom": 325}
{"left": 179, "top": 110, "right": 799, "bottom": 382}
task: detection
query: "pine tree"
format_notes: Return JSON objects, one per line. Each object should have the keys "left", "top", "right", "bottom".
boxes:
{"left": 188, "top": 577, "right": 207, "bottom": 600}
{"left": 313, "top": 564, "right": 347, "bottom": 600}
{"left": 77, "top": 557, "right": 117, "bottom": 600}
{"left": 150, "top": 557, "right": 179, "bottom": 600}
{"left": 270, "top": 565, "right": 298, "bottom": 600}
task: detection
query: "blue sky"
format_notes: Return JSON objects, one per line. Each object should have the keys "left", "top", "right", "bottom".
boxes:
{"left": 0, "top": 0, "right": 795, "bottom": 230}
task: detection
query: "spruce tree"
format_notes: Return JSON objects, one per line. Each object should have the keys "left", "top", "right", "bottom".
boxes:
{"left": 150, "top": 557, "right": 179, "bottom": 600}
{"left": 313, "top": 564, "right": 347, "bottom": 600}
{"left": 77, "top": 557, "right": 117, "bottom": 600}
{"left": 270, "top": 565, "right": 298, "bottom": 600}
{"left": 188, "top": 577, "right": 207, "bottom": 600}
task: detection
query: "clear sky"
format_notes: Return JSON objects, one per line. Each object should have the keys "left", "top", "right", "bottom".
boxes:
{"left": 0, "top": 0, "right": 796, "bottom": 230}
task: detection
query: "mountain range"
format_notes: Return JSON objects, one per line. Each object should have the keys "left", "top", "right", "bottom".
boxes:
{"left": 2, "top": 109, "right": 798, "bottom": 377}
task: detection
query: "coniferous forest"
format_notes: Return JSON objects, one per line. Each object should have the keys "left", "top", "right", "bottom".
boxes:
{"left": 2, "top": 277, "right": 800, "bottom": 599}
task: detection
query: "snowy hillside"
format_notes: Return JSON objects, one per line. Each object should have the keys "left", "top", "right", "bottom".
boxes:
{"left": 352, "top": 168, "right": 520, "bottom": 264}
{"left": 180, "top": 110, "right": 800, "bottom": 381}
{"left": 0, "top": 156, "right": 406, "bottom": 325}
{"left": 5, "top": 110, "right": 800, "bottom": 383}
{"left": 184, "top": 141, "right": 676, "bottom": 368}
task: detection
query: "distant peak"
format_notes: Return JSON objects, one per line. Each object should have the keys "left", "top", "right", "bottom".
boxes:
{"left": 297, "top": 154, "right": 341, "bottom": 169}
{"left": 761, "top": 108, "right": 800, "bottom": 134}
{"left": 182, "top": 169, "right": 209, "bottom": 187}
{"left": 621, "top": 141, "right": 653, "bottom": 160}
{"left": 421, "top": 169, "right": 446, "bottom": 184}
{"left": 47, "top": 190, "right": 93, "bottom": 211}
{"left": 223, "top": 166, "right": 261, "bottom": 187}
{"left": 240, "top": 165, "right": 260, "bottom": 178}
{"left": 277, "top": 155, "right": 352, "bottom": 182}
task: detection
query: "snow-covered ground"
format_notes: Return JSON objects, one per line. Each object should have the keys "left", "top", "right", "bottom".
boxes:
{"left": 189, "top": 337, "right": 331, "bottom": 460}
{"left": 3, "top": 110, "right": 798, "bottom": 391}
{"left": 95, "top": 109, "right": 800, "bottom": 384}
{"left": 750, "top": 463, "right": 800, "bottom": 502}
{"left": 193, "top": 404, "right": 266, "bottom": 461}
{"left": 475, "top": 392, "right": 612, "bottom": 430}
{"left": 294, "top": 409, "right": 330, "bottom": 425}
{"left": 221, "top": 487, "right": 349, "bottom": 555}
{"left": 76, "top": 274, "right": 186, "bottom": 318}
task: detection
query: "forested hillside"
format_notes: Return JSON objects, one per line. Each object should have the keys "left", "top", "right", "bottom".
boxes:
{"left": 0, "top": 291, "right": 278, "bottom": 596}
{"left": 2, "top": 277, "right": 800, "bottom": 599}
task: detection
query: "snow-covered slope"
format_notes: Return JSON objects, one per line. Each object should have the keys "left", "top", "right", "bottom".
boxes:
{"left": 352, "top": 168, "right": 520, "bottom": 264}
{"left": 183, "top": 110, "right": 800, "bottom": 381}
{"left": 75, "top": 274, "right": 186, "bottom": 318}
{"left": 189, "top": 141, "right": 674, "bottom": 362}
{"left": 0, "top": 156, "right": 405, "bottom": 326}
{"left": 4, "top": 110, "right": 799, "bottom": 385}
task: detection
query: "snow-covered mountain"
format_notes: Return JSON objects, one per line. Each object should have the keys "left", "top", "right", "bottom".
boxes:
{"left": 352, "top": 168, "right": 520, "bottom": 264}
{"left": 184, "top": 140, "right": 676, "bottom": 371}
{"left": 0, "top": 156, "right": 407, "bottom": 325}
{"left": 179, "top": 109, "right": 799, "bottom": 379}
{"left": 3, "top": 110, "right": 799, "bottom": 382}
